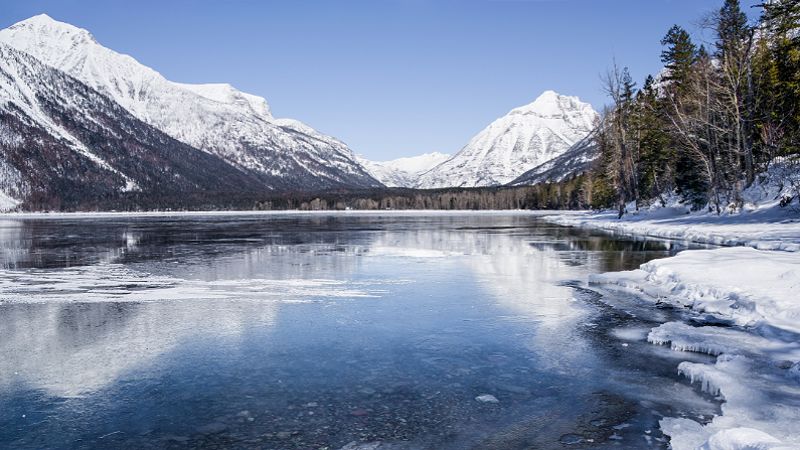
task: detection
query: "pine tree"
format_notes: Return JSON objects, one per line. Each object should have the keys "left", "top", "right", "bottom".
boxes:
{"left": 661, "top": 25, "right": 697, "bottom": 89}
{"left": 715, "top": 0, "right": 755, "bottom": 186}
{"left": 635, "top": 75, "right": 672, "bottom": 203}
{"left": 659, "top": 26, "right": 713, "bottom": 208}
{"left": 757, "top": 0, "right": 800, "bottom": 155}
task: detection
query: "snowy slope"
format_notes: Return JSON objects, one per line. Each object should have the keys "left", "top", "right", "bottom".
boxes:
{"left": 358, "top": 152, "right": 450, "bottom": 187}
{"left": 416, "top": 91, "right": 598, "bottom": 188}
{"left": 591, "top": 247, "right": 800, "bottom": 333}
{"left": 0, "top": 15, "right": 381, "bottom": 191}
{"left": 508, "top": 129, "right": 599, "bottom": 186}
{"left": 0, "top": 44, "right": 268, "bottom": 209}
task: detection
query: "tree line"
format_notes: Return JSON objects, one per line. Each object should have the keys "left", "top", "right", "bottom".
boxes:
{"left": 587, "top": 0, "right": 800, "bottom": 217}
{"left": 46, "top": 177, "right": 589, "bottom": 212}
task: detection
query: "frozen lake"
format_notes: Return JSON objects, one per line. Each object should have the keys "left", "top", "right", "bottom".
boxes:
{"left": 0, "top": 212, "right": 718, "bottom": 449}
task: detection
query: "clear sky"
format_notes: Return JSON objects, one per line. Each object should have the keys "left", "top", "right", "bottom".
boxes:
{"left": 2, "top": 0, "right": 762, "bottom": 160}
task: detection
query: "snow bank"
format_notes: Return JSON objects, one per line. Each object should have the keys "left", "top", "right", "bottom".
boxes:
{"left": 591, "top": 249, "right": 800, "bottom": 449}
{"left": 547, "top": 208, "right": 800, "bottom": 252}
{"left": 545, "top": 164, "right": 800, "bottom": 252}
{"left": 548, "top": 165, "right": 800, "bottom": 448}
{"left": 658, "top": 340, "right": 800, "bottom": 450}
{"left": 590, "top": 247, "right": 800, "bottom": 334}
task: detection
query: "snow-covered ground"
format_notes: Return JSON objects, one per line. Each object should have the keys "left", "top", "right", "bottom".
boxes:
{"left": 590, "top": 247, "right": 800, "bottom": 334}
{"left": 547, "top": 207, "right": 800, "bottom": 252}
{"left": 0, "top": 190, "right": 20, "bottom": 212}
{"left": 545, "top": 165, "right": 800, "bottom": 252}
{"left": 546, "top": 172, "right": 800, "bottom": 449}
{"left": 589, "top": 248, "right": 800, "bottom": 450}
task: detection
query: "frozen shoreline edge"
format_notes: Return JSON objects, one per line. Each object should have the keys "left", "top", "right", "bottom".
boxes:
{"left": 543, "top": 213, "right": 800, "bottom": 450}
{"left": 0, "top": 209, "right": 574, "bottom": 220}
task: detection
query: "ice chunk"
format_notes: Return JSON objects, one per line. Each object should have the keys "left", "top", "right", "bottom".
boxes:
{"left": 475, "top": 394, "right": 500, "bottom": 403}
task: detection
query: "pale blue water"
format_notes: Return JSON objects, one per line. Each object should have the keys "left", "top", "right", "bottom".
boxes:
{"left": 0, "top": 213, "right": 718, "bottom": 449}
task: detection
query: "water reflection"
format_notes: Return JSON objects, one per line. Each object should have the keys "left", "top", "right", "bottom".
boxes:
{"left": 0, "top": 213, "right": 707, "bottom": 448}
{"left": 0, "top": 301, "right": 278, "bottom": 397}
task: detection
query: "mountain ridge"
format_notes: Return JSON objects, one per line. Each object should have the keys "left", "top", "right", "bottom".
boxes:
{"left": 357, "top": 152, "right": 450, "bottom": 187}
{"left": 0, "top": 43, "right": 270, "bottom": 210}
{"left": 415, "top": 91, "right": 598, "bottom": 189}
{"left": 0, "top": 14, "right": 381, "bottom": 192}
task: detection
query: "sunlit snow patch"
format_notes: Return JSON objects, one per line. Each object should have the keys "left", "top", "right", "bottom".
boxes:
{"left": 589, "top": 246, "right": 800, "bottom": 449}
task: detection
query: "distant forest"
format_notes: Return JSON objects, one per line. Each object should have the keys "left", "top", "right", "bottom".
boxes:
{"left": 47, "top": 177, "right": 590, "bottom": 212}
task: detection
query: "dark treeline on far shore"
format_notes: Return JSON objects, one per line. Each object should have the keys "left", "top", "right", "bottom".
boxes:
{"left": 27, "top": 175, "right": 591, "bottom": 212}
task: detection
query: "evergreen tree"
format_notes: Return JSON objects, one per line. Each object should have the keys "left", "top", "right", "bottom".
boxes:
{"left": 661, "top": 25, "right": 697, "bottom": 89}
{"left": 716, "top": 0, "right": 756, "bottom": 185}
{"left": 758, "top": 0, "right": 800, "bottom": 155}
{"left": 635, "top": 75, "right": 672, "bottom": 203}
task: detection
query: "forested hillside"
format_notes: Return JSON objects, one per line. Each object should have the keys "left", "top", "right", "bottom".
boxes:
{"left": 582, "top": 0, "right": 799, "bottom": 216}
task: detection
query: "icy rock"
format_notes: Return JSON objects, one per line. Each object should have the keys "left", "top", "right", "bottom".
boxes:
{"left": 475, "top": 394, "right": 499, "bottom": 403}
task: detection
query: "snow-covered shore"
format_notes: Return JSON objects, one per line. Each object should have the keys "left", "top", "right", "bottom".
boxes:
{"left": 590, "top": 247, "right": 800, "bottom": 334}
{"left": 545, "top": 207, "right": 800, "bottom": 252}
{"left": 544, "top": 190, "right": 800, "bottom": 449}
{"left": 588, "top": 249, "right": 800, "bottom": 450}
{"left": 546, "top": 162, "right": 800, "bottom": 252}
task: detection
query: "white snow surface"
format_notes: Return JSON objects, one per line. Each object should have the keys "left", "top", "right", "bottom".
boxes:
{"left": 416, "top": 91, "right": 598, "bottom": 188}
{"left": 592, "top": 253, "right": 800, "bottom": 449}
{"left": 569, "top": 196, "right": 800, "bottom": 448}
{"left": 0, "top": 15, "right": 377, "bottom": 187}
{"left": 544, "top": 166, "right": 800, "bottom": 252}
{"left": 590, "top": 247, "right": 800, "bottom": 333}
{"left": 0, "top": 190, "right": 20, "bottom": 212}
{"left": 357, "top": 152, "right": 450, "bottom": 187}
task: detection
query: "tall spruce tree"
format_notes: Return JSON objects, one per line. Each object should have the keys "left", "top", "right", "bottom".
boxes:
{"left": 661, "top": 25, "right": 697, "bottom": 88}
{"left": 660, "top": 26, "right": 712, "bottom": 208}
{"left": 635, "top": 75, "right": 672, "bottom": 203}
{"left": 716, "top": 0, "right": 756, "bottom": 185}
{"left": 758, "top": 0, "right": 800, "bottom": 155}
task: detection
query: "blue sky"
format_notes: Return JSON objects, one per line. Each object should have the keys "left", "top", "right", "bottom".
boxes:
{"left": 3, "top": 0, "right": 762, "bottom": 160}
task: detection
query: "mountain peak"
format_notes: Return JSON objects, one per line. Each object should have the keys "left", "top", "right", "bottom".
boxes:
{"left": 510, "top": 90, "right": 593, "bottom": 118}
{"left": 18, "top": 13, "right": 55, "bottom": 22}
{"left": 8, "top": 14, "right": 97, "bottom": 45}
{"left": 0, "top": 15, "right": 380, "bottom": 192}
{"left": 536, "top": 89, "right": 561, "bottom": 100}
{"left": 416, "top": 90, "right": 598, "bottom": 188}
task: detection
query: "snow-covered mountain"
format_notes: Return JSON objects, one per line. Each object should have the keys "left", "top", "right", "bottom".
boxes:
{"left": 509, "top": 130, "right": 600, "bottom": 186}
{"left": 416, "top": 91, "right": 598, "bottom": 188}
{"left": 0, "top": 44, "right": 267, "bottom": 210}
{"left": 358, "top": 152, "right": 450, "bottom": 187}
{"left": 0, "top": 15, "right": 381, "bottom": 192}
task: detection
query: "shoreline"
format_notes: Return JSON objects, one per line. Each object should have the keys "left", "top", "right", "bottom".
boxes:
{"left": 543, "top": 210, "right": 800, "bottom": 450}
